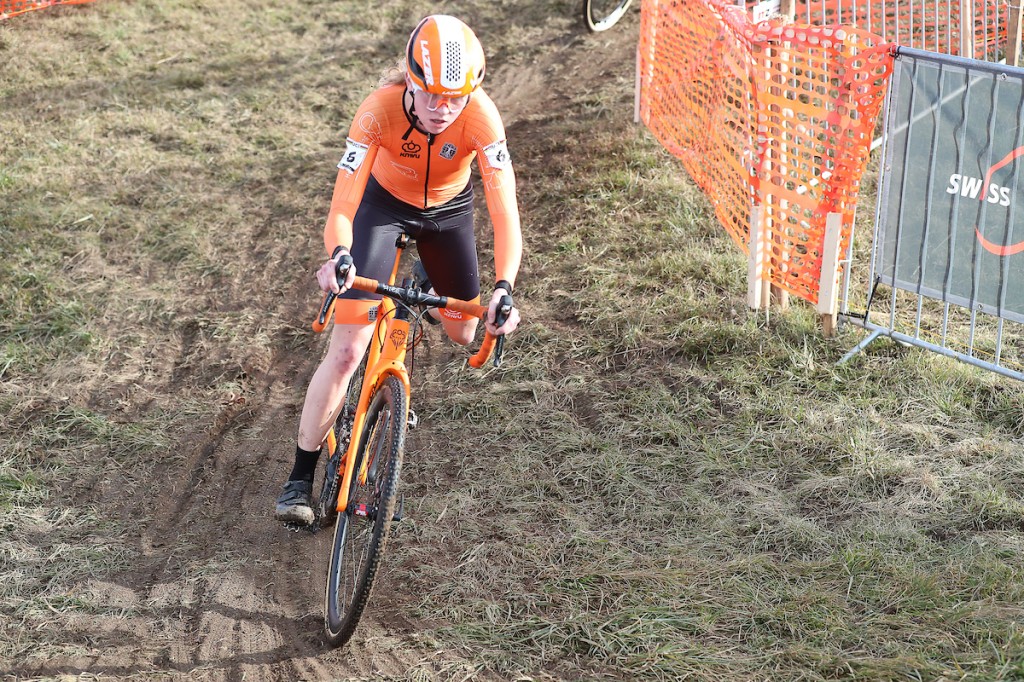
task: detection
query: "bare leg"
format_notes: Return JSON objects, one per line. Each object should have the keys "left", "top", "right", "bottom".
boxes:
{"left": 440, "top": 316, "right": 480, "bottom": 347}
{"left": 275, "top": 321, "right": 375, "bottom": 524}
{"left": 297, "top": 322, "right": 375, "bottom": 451}
{"left": 421, "top": 279, "right": 480, "bottom": 347}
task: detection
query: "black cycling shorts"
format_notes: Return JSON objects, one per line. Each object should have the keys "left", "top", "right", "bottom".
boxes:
{"left": 341, "top": 174, "right": 479, "bottom": 303}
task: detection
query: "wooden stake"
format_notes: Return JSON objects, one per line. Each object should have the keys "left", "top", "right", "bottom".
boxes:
{"left": 959, "top": 0, "right": 976, "bottom": 59}
{"left": 634, "top": 44, "right": 642, "bottom": 124}
{"left": 1008, "top": 1, "right": 1024, "bottom": 67}
{"left": 748, "top": 206, "right": 765, "bottom": 310}
{"left": 816, "top": 212, "right": 843, "bottom": 336}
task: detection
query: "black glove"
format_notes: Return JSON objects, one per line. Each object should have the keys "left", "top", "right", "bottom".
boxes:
{"left": 493, "top": 280, "right": 514, "bottom": 328}
{"left": 332, "top": 246, "right": 354, "bottom": 286}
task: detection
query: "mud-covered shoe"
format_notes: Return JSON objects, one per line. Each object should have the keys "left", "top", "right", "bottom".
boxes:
{"left": 412, "top": 260, "right": 440, "bottom": 325}
{"left": 275, "top": 479, "right": 315, "bottom": 525}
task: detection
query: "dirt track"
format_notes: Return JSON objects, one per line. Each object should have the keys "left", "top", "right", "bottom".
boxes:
{"left": 5, "top": 5, "right": 639, "bottom": 680}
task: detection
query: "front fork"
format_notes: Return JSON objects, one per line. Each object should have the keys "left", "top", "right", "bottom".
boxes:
{"left": 334, "top": 305, "right": 412, "bottom": 514}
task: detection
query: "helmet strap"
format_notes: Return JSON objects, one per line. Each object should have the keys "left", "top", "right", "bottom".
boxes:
{"left": 402, "top": 87, "right": 432, "bottom": 138}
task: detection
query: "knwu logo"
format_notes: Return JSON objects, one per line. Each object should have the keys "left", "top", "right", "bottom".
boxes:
{"left": 945, "top": 146, "right": 1024, "bottom": 256}
{"left": 401, "top": 141, "right": 421, "bottom": 159}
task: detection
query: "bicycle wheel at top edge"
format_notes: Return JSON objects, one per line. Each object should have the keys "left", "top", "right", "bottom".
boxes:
{"left": 317, "top": 349, "right": 369, "bottom": 528}
{"left": 323, "top": 374, "right": 407, "bottom": 647}
{"left": 583, "top": 0, "right": 633, "bottom": 32}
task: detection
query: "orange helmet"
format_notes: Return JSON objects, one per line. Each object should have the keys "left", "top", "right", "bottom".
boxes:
{"left": 406, "top": 15, "right": 486, "bottom": 97}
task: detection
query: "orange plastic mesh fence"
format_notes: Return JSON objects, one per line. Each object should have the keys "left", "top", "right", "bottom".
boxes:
{"left": 638, "top": 0, "right": 758, "bottom": 256}
{"left": 638, "top": 0, "right": 893, "bottom": 305}
{"left": 781, "top": 0, "right": 1010, "bottom": 61}
{"left": 1, "top": 0, "right": 95, "bottom": 19}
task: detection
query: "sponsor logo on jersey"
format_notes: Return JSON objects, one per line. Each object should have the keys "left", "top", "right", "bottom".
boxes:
{"left": 440, "top": 142, "right": 457, "bottom": 159}
{"left": 390, "top": 162, "right": 418, "bottom": 179}
{"left": 401, "top": 141, "right": 421, "bottom": 158}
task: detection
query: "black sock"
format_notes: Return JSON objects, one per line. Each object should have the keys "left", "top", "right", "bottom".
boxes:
{"left": 288, "top": 445, "right": 321, "bottom": 483}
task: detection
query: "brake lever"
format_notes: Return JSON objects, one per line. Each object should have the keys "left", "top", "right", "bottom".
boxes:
{"left": 493, "top": 335, "right": 506, "bottom": 367}
{"left": 491, "top": 295, "right": 513, "bottom": 368}
{"left": 318, "top": 291, "right": 337, "bottom": 329}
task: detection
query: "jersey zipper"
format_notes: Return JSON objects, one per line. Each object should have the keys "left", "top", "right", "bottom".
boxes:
{"left": 423, "top": 132, "right": 435, "bottom": 208}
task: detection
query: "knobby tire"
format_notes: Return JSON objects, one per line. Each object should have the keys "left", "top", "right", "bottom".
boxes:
{"left": 583, "top": 0, "right": 633, "bottom": 32}
{"left": 323, "top": 374, "right": 407, "bottom": 647}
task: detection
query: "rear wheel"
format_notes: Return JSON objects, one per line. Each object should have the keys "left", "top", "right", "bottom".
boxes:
{"left": 317, "top": 349, "right": 368, "bottom": 528}
{"left": 323, "top": 374, "right": 407, "bottom": 647}
{"left": 583, "top": 0, "right": 633, "bottom": 31}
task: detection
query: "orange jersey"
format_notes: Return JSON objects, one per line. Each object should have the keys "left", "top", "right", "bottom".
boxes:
{"left": 324, "top": 84, "right": 521, "bottom": 284}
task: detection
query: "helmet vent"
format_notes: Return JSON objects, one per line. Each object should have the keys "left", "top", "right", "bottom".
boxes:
{"left": 444, "top": 41, "right": 462, "bottom": 84}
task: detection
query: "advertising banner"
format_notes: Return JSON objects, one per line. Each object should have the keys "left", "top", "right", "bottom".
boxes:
{"left": 876, "top": 48, "right": 1024, "bottom": 323}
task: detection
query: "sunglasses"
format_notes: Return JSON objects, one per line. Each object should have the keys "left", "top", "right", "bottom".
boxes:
{"left": 410, "top": 83, "right": 469, "bottom": 112}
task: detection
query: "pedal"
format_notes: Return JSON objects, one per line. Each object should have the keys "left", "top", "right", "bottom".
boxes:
{"left": 406, "top": 409, "right": 419, "bottom": 429}
{"left": 392, "top": 493, "right": 404, "bottom": 523}
{"left": 283, "top": 521, "right": 316, "bottom": 534}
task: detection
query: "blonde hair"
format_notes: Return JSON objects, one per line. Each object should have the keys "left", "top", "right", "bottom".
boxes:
{"left": 378, "top": 58, "right": 407, "bottom": 88}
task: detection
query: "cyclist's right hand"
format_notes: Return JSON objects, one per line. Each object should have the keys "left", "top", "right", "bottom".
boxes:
{"left": 317, "top": 247, "right": 355, "bottom": 294}
{"left": 485, "top": 289, "right": 518, "bottom": 337}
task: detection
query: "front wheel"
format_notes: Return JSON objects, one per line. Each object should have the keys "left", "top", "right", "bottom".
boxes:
{"left": 583, "top": 0, "right": 633, "bottom": 32}
{"left": 323, "top": 374, "right": 407, "bottom": 647}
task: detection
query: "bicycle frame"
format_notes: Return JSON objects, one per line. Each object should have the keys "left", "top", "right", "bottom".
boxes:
{"left": 333, "top": 246, "right": 412, "bottom": 515}
{"left": 313, "top": 235, "right": 506, "bottom": 520}
{"left": 314, "top": 237, "right": 510, "bottom": 647}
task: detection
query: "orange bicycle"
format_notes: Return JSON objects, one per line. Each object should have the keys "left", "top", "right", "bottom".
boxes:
{"left": 311, "top": 234, "right": 510, "bottom": 647}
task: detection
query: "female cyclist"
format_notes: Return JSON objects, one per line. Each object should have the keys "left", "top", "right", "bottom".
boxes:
{"left": 275, "top": 15, "right": 523, "bottom": 524}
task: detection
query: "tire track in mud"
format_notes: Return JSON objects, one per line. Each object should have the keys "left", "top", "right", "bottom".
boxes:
{"left": 86, "top": 346, "right": 462, "bottom": 681}
{"left": 131, "top": 352, "right": 334, "bottom": 679}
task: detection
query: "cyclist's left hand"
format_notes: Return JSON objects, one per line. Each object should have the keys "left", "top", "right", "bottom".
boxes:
{"left": 485, "top": 288, "right": 520, "bottom": 336}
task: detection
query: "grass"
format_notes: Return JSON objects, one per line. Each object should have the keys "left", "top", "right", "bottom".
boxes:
{"left": 4, "top": 0, "right": 1024, "bottom": 680}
